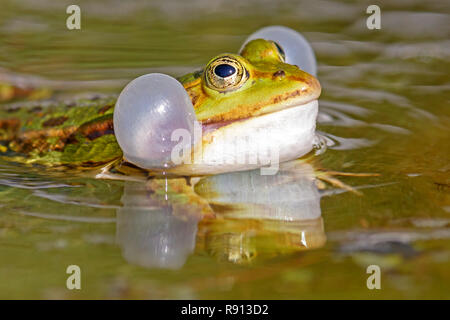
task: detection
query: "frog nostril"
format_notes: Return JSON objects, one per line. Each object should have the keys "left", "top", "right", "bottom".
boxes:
{"left": 273, "top": 70, "right": 285, "bottom": 78}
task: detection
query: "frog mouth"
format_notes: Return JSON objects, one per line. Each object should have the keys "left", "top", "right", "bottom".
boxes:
{"left": 189, "top": 100, "right": 319, "bottom": 174}
{"left": 201, "top": 99, "right": 319, "bottom": 135}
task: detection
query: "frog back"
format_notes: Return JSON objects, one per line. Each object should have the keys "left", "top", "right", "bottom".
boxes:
{"left": 0, "top": 97, "right": 123, "bottom": 167}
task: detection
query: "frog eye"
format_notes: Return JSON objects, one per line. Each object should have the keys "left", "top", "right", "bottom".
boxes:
{"left": 205, "top": 56, "right": 249, "bottom": 92}
{"left": 240, "top": 26, "right": 317, "bottom": 76}
{"left": 270, "top": 40, "right": 286, "bottom": 62}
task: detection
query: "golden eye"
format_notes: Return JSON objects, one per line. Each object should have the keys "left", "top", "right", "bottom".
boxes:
{"left": 269, "top": 40, "right": 286, "bottom": 62}
{"left": 205, "top": 56, "right": 248, "bottom": 92}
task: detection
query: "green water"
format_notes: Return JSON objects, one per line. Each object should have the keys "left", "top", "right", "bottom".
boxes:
{"left": 0, "top": 0, "right": 449, "bottom": 299}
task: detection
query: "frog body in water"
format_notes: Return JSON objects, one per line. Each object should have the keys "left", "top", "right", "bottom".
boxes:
{"left": 0, "top": 39, "right": 320, "bottom": 175}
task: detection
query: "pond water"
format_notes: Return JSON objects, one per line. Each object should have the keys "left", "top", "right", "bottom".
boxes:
{"left": 0, "top": 0, "right": 449, "bottom": 299}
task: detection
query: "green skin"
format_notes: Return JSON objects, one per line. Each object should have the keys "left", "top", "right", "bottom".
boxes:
{"left": 0, "top": 39, "right": 320, "bottom": 172}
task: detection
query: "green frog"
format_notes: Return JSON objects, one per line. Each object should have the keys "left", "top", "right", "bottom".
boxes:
{"left": 0, "top": 33, "right": 377, "bottom": 266}
{"left": 0, "top": 39, "right": 320, "bottom": 176}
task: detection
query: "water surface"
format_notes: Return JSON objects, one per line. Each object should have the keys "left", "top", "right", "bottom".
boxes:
{"left": 0, "top": 0, "right": 449, "bottom": 299}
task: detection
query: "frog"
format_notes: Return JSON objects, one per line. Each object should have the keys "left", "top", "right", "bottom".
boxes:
{"left": 0, "top": 34, "right": 378, "bottom": 267}
{"left": 0, "top": 38, "right": 320, "bottom": 176}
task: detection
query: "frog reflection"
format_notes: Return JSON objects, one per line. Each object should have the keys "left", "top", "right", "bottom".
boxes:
{"left": 116, "top": 161, "right": 326, "bottom": 269}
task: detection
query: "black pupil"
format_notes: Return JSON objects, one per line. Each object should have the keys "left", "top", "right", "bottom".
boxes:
{"left": 214, "top": 64, "right": 236, "bottom": 78}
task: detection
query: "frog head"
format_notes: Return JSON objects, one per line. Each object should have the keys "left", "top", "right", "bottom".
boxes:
{"left": 180, "top": 39, "right": 321, "bottom": 125}
{"left": 114, "top": 38, "right": 322, "bottom": 175}
{"left": 170, "top": 39, "right": 321, "bottom": 175}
